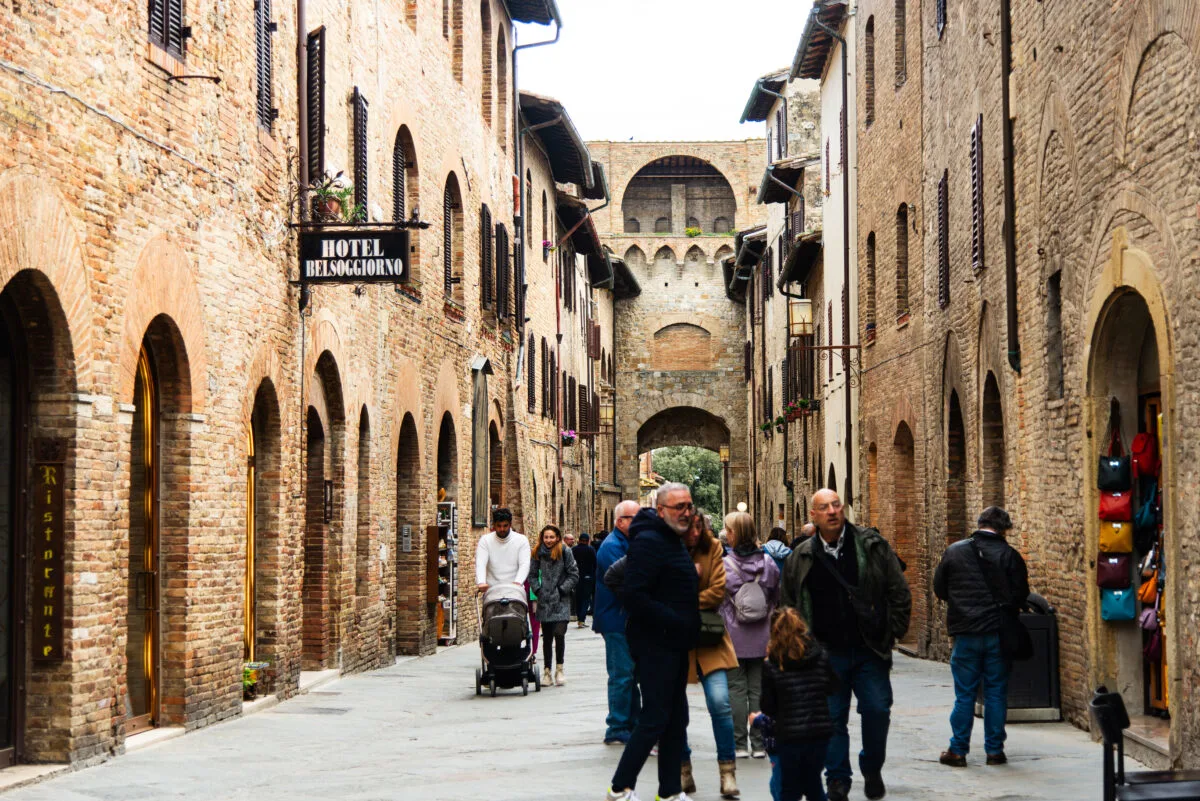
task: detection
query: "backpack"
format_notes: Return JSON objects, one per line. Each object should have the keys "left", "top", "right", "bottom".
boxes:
{"left": 729, "top": 559, "right": 770, "bottom": 623}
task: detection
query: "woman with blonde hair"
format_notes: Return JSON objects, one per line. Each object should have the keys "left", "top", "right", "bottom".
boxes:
{"left": 681, "top": 511, "right": 742, "bottom": 798}
{"left": 529, "top": 525, "right": 579, "bottom": 686}
{"left": 722, "top": 511, "right": 781, "bottom": 758}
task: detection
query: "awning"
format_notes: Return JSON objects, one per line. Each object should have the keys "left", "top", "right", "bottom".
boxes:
{"left": 734, "top": 225, "right": 767, "bottom": 267}
{"left": 580, "top": 162, "right": 609, "bottom": 202}
{"left": 503, "top": 0, "right": 562, "bottom": 25}
{"left": 790, "top": 1, "right": 849, "bottom": 81}
{"left": 757, "top": 156, "right": 818, "bottom": 205}
{"left": 722, "top": 256, "right": 746, "bottom": 303}
{"left": 612, "top": 254, "right": 641, "bottom": 300}
{"left": 587, "top": 250, "right": 613, "bottom": 286}
{"left": 555, "top": 192, "right": 603, "bottom": 257}
{"left": 520, "top": 92, "right": 593, "bottom": 190}
{"left": 740, "top": 69, "right": 789, "bottom": 124}
{"left": 779, "top": 230, "right": 824, "bottom": 287}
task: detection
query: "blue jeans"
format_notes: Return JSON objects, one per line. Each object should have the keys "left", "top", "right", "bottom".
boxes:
{"left": 825, "top": 646, "right": 893, "bottom": 787}
{"left": 770, "top": 755, "right": 782, "bottom": 801}
{"left": 682, "top": 668, "right": 737, "bottom": 762}
{"left": 604, "top": 632, "right": 641, "bottom": 741}
{"left": 949, "top": 633, "right": 1009, "bottom": 756}
{"left": 776, "top": 739, "right": 830, "bottom": 801}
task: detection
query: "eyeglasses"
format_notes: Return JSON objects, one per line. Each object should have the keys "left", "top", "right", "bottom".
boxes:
{"left": 617, "top": 515, "right": 636, "bottom": 520}
{"left": 813, "top": 500, "right": 843, "bottom": 513}
{"left": 660, "top": 502, "right": 694, "bottom": 512}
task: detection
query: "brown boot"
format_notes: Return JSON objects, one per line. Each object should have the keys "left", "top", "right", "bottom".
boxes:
{"left": 719, "top": 760, "right": 740, "bottom": 799}
{"left": 680, "top": 760, "right": 697, "bottom": 794}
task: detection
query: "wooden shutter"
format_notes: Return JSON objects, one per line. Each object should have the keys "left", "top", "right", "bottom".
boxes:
{"left": 443, "top": 184, "right": 453, "bottom": 294}
{"left": 353, "top": 88, "right": 369, "bottom": 211}
{"left": 567, "top": 376, "right": 576, "bottom": 430}
{"left": 970, "top": 115, "right": 985, "bottom": 272}
{"left": 825, "top": 140, "right": 830, "bottom": 192}
{"left": 149, "top": 0, "right": 167, "bottom": 49}
{"left": 767, "top": 368, "right": 774, "bottom": 417}
{"left": 778, "top": 107, "right": 787, "bottom": 158}
{"left": 166, "top": 0, "right": 186, "bottom": 57}
{"left": 579, "top": 383, "right": 589, "bottom": 432}
{"left": 306, "top": 28, "right": 326, "bottom": 182}
{"left": 937, "top": 0, "right": 946, "bottom": 37}
{"left": 549, "top": 354, "right": 557, "bottom": 421}
{"left": 938, "top": 170, "right": 950, "bottom": 308}
{"left": 540, "top": 339, "right": 548, "bottom": 416}
{"left": 767, "top": 130, "right": 773, "bottom": 165}
{"left": 528, "top": 333, "right": 536, "bottom": 413}
{"left": 744, "top": 341, "right": 753, "bottom": 382}
{"left": 828, "top": 302, "right": 834, "bottom": 376}
{"left": 841, "top": 283, "right": 849, "bottom": 347}
{"left": 793, "top": 205, "right": 805, "bottom": 235}
{"left": 480, "top": 205, "right": 493, "bottom": 309}
{"left": 515, "top": 252, "right": 526, "bottom": 328}
{"left": 392, "top": 136, "right": 406, "bottom": 221}
{"left": 496, "top": 224, "right": 510, "bottom": 318}
{"left": 782, "top": 356, "right": 790, "bottom": 405}
{"left": 255, "top": 0, "right": 275, "bottom": 130}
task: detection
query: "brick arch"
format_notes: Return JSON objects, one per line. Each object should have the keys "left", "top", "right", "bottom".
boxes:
{"left": 304, "top": 309, "right": 348, "bottom": 417}
{"left": 430, "top": 357, "right": 462, "bottom": 470}
{"left": 119, "top": 233, "right": 207, "bottom": 411}
{"left": 636, "top": 405, "right": 730, "bottom": 455}
{"left": 609, "top": 148, "right": 752, "bottom": 227}
{"left": 241, "top": 342, "right": 287, "bottom": 427}
{"left": 1036, "top": 84, "right": 1081, "bottom": 233}
{"left": 975, "top": 301, "right": 1004, "bottom": 400}
{"left": 1112, "top": 0, "right": 1200, "bottom": 164}
{"left": 0, "top": 169, "right": 93, "bottom": 392}
{"left": 387, "top": 356, "right": 426, "bottom": 464}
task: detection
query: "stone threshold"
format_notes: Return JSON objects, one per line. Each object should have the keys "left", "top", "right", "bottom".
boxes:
{"left": 297, "top": 668, "right": 341, "bottom": 694}
{"left": 126, "top": 726, "right": 187, "bottom": 753}
{"left": 0, "top": 763, "right": 70, "bottom": 794}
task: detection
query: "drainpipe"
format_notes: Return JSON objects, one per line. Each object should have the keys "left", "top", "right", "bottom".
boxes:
{"left": 813, "top": 14, "right": 854, "bottom": 507}
{"left": 999, "top": 0, "right": 1021, "bottom": 373}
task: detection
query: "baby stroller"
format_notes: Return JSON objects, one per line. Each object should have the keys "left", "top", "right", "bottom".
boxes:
{"left": 475, "top": 584, "right": 541, "bottom": 696}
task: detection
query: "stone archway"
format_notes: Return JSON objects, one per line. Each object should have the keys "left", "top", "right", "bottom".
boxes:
{"left": 634, "top": 406, "right": 731, "bottom": 516}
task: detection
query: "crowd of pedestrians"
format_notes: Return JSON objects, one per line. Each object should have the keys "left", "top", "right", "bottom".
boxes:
{"left": 478, "top": 483, "right": 1033, "bottom": 801}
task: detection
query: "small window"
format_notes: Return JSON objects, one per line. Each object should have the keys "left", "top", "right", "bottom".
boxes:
{"left": 655, "top": 217, "right": 670, "bottom": 234}
{"left": 713, "top": 216, "right": 731, "bottom": 233}
{"left": 896, "top": 204, "right": 909, "bottom": 319}
{"left": 624, "top": 218, "right": 641, "bottom": 234}
{"left": 970, "top": 115, "right": 985, "bottom": 271}
{"left": 864, "top": 16, "right": 875, "bottom": 126}
{"left": 937, "top": 0, "right": 947, "bottom": 38}
{"left": 443, "top": 175, "right": 464, "bottom": 304}
{"left": 149, "top": 0, "right": 187, "bottom": 59}
{"left": 527, "top": 332, "right": 536, "bottom": 413}
{"left": 938, "top": 171, "right": 950, "bottom": 308}
{"left": 865, "top": 232, "right": 877, "bottom": 339}
{"left": 1046, "top": 270, "right": 1064, "bottom": 399}
{"left": 894, "top": 0, "right": 907, "bottom": 85}
{"left": 541, "top": 191, "right": 548, "bottom": 261}
{"left": 686, "top": 216, "right": 700, "bottom": 230}
{"left": 255, "top": 0, "right": 276, "bottom": 131}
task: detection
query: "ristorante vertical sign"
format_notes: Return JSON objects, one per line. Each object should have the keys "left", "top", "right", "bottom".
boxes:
{"left": 33, "top": 451, "right": 66, "bottom": 662}
{"left": 300, "top": 229, "right": 410, "bottom": 283}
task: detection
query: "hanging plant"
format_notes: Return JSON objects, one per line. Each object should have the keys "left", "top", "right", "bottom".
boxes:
{"left": 560, "top": 428, "right": 577, "bottom": 446}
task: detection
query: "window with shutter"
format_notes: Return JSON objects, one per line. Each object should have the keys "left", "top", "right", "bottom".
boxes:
{"left": 767, "top": 368, "right": 774, "bottom": 418}
{"left": 864, "top": 16, "right": 875, "bottom": 126}
{"left": 766, "top": 248, "right": 774, "bottom": 299}
{"left": 937, "top": 0, "right": 946, "bottom": 37}
{"left": 306, "top": 28, "right": 326, "bottom": 183}
{"left": 481, "top": 204, "right": 493, "bottom": 309}
{"left": 541, "top": 338, "right": 548, "bottom": 415}
{"left": 865, "top": 232, "right": 877, "bottom": 339}
{"left": 541, "top": 191, "right": 548, "bottom": 262}
{"left": 255, "top": 0, "right": 276, "bottom": 131}
{"left": 496, "top": 224, "right": 510, "bottom": 319}
{"left": 579, "top": 383, "right": 588, "bottom": 432}
{"left": 896, "top": 203, "right": 909, "bottom": 318}
{"left": 744, "top": 341, "right": 753, "bottom": 382}
{"left": 528, "top": 333, "right": 536, "bottom": 413}
{"left": 841, "top": 284, "right": 849, "bottom": 353}
{"left": 149, "top": 0, "right": 187, "bottom": 58}
{"left": 782, "top": 356, "right": 790, "bottom": 405}
{"left": 392, "top": 133, "right": 407, "bottom": 222}
{"left": 567, "top": 376, "right": 576, "bottom": 430}
{"left": 353, "top": 89, "right": 369, "bottom": 212}
{"left": 443, "top": 184, "right": 453, "bottom": 295}
{"left": 793, "top": 204, "right": 805, "bottom": 235}
{"left": 828, "top": 302, "right": 834, "bottom": 376}
{"left": 549, "top": 354, "right": 557, "bottom": 420}
{"left": 824, "top": 140, "right": 830, "bottom": 193}
{"left": 939, "top": 170, "right": 950, "bottom": 308}
{"left": 516, "top": 251, "right": 526, "bottom": 329}
{"left": 767, "top": 130, "right": 774, "bottom": 165}
{"left": 970, "top": 115, "right": 985, "bottom": 272}
{"left": 894, "top": 0, "right": 907, "bottom": 85}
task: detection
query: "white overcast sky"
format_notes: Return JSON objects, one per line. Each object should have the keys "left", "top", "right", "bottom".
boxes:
{"left": 515, "top": 0, "right": 812, "bottom": 142}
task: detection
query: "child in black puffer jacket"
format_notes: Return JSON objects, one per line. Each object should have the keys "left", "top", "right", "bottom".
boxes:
{"left": 750, "top": 607, "right": 839, "bottom": 801}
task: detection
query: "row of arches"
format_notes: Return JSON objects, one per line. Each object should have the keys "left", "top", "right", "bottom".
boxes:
{"left": 622, "top": 243, "right": 734, "bottom": 268}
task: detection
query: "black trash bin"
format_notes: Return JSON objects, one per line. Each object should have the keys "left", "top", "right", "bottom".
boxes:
{"left": 975, "top": 592, "right": 1061, "bottom": 721}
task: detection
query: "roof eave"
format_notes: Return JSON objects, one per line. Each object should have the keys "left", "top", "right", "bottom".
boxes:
{"left": 520, "top": 93, "right": 594, "bottom": 189}
{"left": 503, "top": 0, "right": 562, "bottom": 26}
{"left": 790, "top": 2, "right": 847, "bottom": 81}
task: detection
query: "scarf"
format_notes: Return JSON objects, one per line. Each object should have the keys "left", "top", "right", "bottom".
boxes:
{"left": 537, "top": 543, "right": 556, "bottom": 560}
{"left": 734, "top": 542, "right": 761, "bottom": 558}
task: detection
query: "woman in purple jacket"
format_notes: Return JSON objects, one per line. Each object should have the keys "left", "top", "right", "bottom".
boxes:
{"left": 721, "top": 511, "right": 781, "bottom": 758}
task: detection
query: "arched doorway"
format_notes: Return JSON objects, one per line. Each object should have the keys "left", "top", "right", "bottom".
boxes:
{"left": 394, "top": 413, "right": 425, "bottom": 654}
{"left": 946, "top": 391, "right": 967, "bottom": 543}
{"left": 866, "top": 443, "right": 878, "bottom": 526}
{"left": 981, "top": 372, "right": 1005, "bottom": 508}
{"left": 636, "top": 407, "right": 730, "bottom": 522}
{"left": 892, "top": 422, "right": 918, "bottom": 649}
{"left": 246, "top": 381, "right": 281, "bottom": 667}
{"left": 436, "top": 413, "right": 457, "bottom": 501}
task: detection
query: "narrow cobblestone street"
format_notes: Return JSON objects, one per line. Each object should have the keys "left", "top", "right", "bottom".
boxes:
{"left": 7, "top": 628, "right": 1111, "bottom": 801}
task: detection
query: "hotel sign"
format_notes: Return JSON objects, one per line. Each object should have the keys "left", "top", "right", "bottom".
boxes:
{"left": 32, "top": 454, "right": 66, "bottom": 662}
{"left": 300, "top": 230, "right": 410, "bottom": 283}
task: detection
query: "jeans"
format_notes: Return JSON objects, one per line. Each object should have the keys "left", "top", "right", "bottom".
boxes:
{"left": 603, "top": 632, "right": 641, "bottom": 741}
{"left": 682, "top": 667, "right": 737, "bottom": 762}
{"left": 770, "top": 755, "right": 782, "bottom": 801}
{"left": 729, "top": 657, "right": 765, "bottom": 751}
{"left": 611, "top": 644, "right": 689, "bottom": 798}
{"left": 542, "top": 621, "right": 567, "bottom": 668}
{"left": 576, "top": 578, "right": 595, "bottom": 624}
{"left": 825, "top": 645, "right": 893, "bottom": 787}
{"left": 776, "top": 739, "right": 830, "bottom": 801}
{"left": 949, "top": 633, "right": 1009, "bottom": 756}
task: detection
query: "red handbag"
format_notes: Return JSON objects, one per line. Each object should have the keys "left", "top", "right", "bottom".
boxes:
{"left": 1099, "top": 490, "right": 1132, "bottom": 521}
{"left": 1096, "top": 553, "right": 1132, "bottom": 589}
{"left": 1131, "top": 432, "right": 1160, "bottom": 478}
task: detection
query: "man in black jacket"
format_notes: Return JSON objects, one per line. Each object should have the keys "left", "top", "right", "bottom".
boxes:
{"left": 607, "top": 482, "right": 700, "bottom": 801}
{"left": 573, "top": 533, "right": 597, "bottom": 628}
{"left": 933, "top": 506, "right": 1030, "bottom": 767}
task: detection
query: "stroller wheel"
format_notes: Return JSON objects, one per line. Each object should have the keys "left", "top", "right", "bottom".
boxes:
{"left": 475, "top": 668, "right": 482, "bottom": 696}
{"left": 534, "top": 670, "right": 542, "bottom": 692}
{"left": 489, "top": 679, "right": 497, "bottom": 697}
{"left": 522, "top": 677, "right": 529, "bottom": 696}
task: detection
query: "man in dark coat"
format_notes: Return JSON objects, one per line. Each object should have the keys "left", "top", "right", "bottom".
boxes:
{"left": 573, "top": 533, "right": 597, "bottom": 628}
{"left": 607, "top": 483, "right": 700, "bottom": 801}
{"left": 780, "top": 489, "right": 911, "bottom": 801}
{"left": 933, "top": 506, "right": 1030, "bottom": 767}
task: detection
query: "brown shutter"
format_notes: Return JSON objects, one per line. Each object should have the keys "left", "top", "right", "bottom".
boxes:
{"left": 352, "top": 88, "right": 369, "bottom": 212}
{"left": 149, "top": 0, "right": 167, "bottom": 49}
{"left": 306, "top": 28, "right": 326, "bottom": 182}
{"left": 255, "top": 0, "right": 275, "bottom": 130}
{"left": 443, "top": 184, "right": 453, "bottom": 294}
{"left": 541, "top": 339, "right": 548, "bottom": 416}
{"left": 392, "top": 135, "right": 406, "bottom": 221}
{"left": 782, "top": 356, "right": 790, "bottom": 405}
{"left": 480, "top": 205, "right": 493, "bottom": 309}
{"left": 840, "top": 104, "right": 847, "bottom": 168}
{"left": 828, "top": 301, "right": 834, "bottom": 376}
{"left": 496, "top": 224, "right": 510, "bottom": 318}
{"left": 166, "top": 0, "right": 186, "bottom": 57}
{"left": 528, "top": 333, "right": 536, "bottom": 413}
{"left": 970, "top": 115, "right": 985, "bottom": 272}
{"left": 938, "top": 170, "right": 950, "bottom": 308}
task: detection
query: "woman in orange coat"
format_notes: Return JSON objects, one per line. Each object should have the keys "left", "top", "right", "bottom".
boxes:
{"left": 681, "top": 512, "right": 741, "bottom": 799}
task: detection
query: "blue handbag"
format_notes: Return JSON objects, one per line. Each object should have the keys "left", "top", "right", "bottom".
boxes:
{"left": 1101, "top": 587, "right": 1136, "bottom": 621}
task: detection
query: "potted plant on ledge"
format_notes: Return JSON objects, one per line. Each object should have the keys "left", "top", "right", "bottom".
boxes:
{"left": 759, "top": 420, "right": 773, "bottom": 438}
{"left": 310, "top": 171, "right": 362, "bottom": 222}
{"left": 560, "top": 429, "right": 577, "bottom": 447}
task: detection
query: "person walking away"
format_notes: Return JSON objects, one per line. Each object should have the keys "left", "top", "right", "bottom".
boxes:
{"left": 680, "top": 512, "right": 741, "bottom": 798}
{"left": 764, "top": 527, "right": 793, "bottom": 573}
{"left": 790, "top": 523, "right": 815, "bottom": 550}
{"left": 475, "top": 508, "right": 530, "bottom": 592}
{"left": 563, "top": 532, "right": 578, "bottom": 617}
{"left": 780, "top": 490, "right": 911, "bottom": 801}
{"left": 596, "top": 501, "right": 642, "bottom": 745}
{"left": 723, "top": 512, "right": 781, "bottom": 759}
{"left": 530, "top": 525, "right": 580, "bottom": 687}
{"left": 750, "top": 606, "right": 839, "bottom": 801}
{"left": 933, "top": 506, "right": 1030, "bottom": 767}
{"left": 608, "top": 483, "right": 700, "bottom": 801}
{"left": 574, "top": 533, "right": 598, "bottom": 628}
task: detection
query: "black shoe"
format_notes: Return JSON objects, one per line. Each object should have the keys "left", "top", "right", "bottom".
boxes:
{"left": 939, "top": 750, "right": 967, "bottom": 767}
{"left": 986, "top": 752, "right": 1007, "bottom": 765}
{"left": 864, "top": 773, "right": 886, "bottom": 799}
{"left": 827, "top": 780, "right": 851, "bottom": 801}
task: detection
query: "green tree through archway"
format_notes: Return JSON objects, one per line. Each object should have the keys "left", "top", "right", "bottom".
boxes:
{"left": 651, "top": 446, "right": 722, "bottom": 518}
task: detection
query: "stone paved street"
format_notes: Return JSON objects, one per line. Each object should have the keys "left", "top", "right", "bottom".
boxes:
{"left": 7, "top": 627, "right": 1114, "bottom": 801}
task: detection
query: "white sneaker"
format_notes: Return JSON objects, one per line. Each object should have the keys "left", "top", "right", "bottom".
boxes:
{"left": 751, "top": 748, "right": 767, "bottom": 759}
{"left": 657, "top": 794, "right": 695, "bottom": 801}
{"left": 734, "top": 748, "right": 750, "bottom": 759}
{"left": 606, "top": 789, "right": 641, "bottom": 801}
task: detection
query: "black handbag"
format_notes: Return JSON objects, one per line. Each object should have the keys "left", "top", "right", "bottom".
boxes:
{"left": 971, "top": 541, "right": 1033, "bottom": 661}
{"left": 697, "top": 609, "right": 726, "bottom": 648}
{"left": 1098, "top": 428, "right": 1131, "bottom": 492}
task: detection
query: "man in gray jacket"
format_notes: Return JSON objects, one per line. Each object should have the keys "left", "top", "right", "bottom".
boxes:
{"left": 780, "top": 489, "right": 911, "bottom": 801}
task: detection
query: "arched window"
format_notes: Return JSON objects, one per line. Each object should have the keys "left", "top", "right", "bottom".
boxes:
{"left": 624, "top": 218, "right": 641, "bottom": 234}
{"left": 496, "top": 29, "right": 508, "bottom": 147}
{"left": 654, "top": 217, "right": 670, "bottom": 233}
{"left": 865, "top": 231, "right": 876, "bottom": 340}
{"left": 864, "top": 16, "right": 875, "bottom": 126}
{"left": 527, "top": 332, "right": 536, "bottom": 413}
{"left": 713, "top": 216, "right": 731, "bottom": 233}
{"left": 393, "top": 127, "right": 420, "bottom": 275}
{"left": 525, "top": 171, "right": 533, "bottom": 252}
{"left": 355, "top": 409, "right": 371, "bottom": 597}
{"left": 480, "top": 1, "right": 492, "bottom": 125}
{"left": 894, "top": 0, "right": 907, "bottom": 86}
{"left": 686, "top": 216, "right": 700, "bottom": 230}
{"left": 895, "top": 204, "right": 909, "bottom": 320}
{"left": 443, "top": 174, "right": 464, "bottom": 304}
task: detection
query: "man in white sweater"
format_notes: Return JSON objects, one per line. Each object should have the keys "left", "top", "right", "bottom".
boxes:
{"left": 475, "top": 508, "right": 530, "bottom": 591}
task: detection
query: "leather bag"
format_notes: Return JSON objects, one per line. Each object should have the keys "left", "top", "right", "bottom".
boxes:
{"left": 697, "top": 608, "right": 727, "bottom": 648}
{"left": 1099, "top": 521, "right": 1133, "bottom": 553}
{"left": 1099, "top": 491, "right": 1132, "bottom": 522}
{"left": 1143, "top": 628, "right": 1163, "bottom": 661}
{"left": 970, "top": 540, "right": 1033, "bottom": 661}
{"left": 1131, "top": 431, "right": 1159, "bottom": 478}
{"left": 1138, "top": 606, "right": 1158, "bottom": 631}
{"left": 1098, "top": 429, "right": 1132, "bottom": 492}
{"left": 1100, "top": 587, "right": 1136, "bottom": 621}
{"left": 1096, "top": 554, "right": 1132, "bottom": 589}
